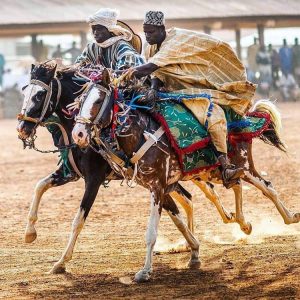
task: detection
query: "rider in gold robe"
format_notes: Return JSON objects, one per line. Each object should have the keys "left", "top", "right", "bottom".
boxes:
{"left": 130, "top": 11, "right": 256, "bottom": 187}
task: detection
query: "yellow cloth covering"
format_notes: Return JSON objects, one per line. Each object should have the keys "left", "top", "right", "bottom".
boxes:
{"left": 145, "top": 28, "right": 256, "bottom": 118}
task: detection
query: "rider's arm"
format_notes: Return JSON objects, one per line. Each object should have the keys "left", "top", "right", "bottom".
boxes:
{"left": 133, "top": 63, "right": 159, "bottom": 79}
{"left": 150, "top": 77, "right": 163, "bottom": 90}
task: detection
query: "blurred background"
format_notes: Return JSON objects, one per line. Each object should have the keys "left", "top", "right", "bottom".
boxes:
{"left": 0, "top": 0, "right": 300, "bottom": 118}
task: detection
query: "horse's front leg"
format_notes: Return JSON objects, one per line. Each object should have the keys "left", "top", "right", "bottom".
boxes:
{"left": 135, "top": 191, "right": 162, "bottom": 283}
{"left": 192, "top": 178, "right": 235, "bottom": 224}
{"left": 25, "top": 167, "right": 78, "bottom": 243}
{"left": 232, "top": 182, "right": 252, "bottom": 235}
{"left": 50, "top": 167, "right": 106, "bottom": 274}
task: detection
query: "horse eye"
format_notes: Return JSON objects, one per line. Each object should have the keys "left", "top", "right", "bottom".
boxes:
{"left": 95, "top": 99, "right": 102, "bottom": 104}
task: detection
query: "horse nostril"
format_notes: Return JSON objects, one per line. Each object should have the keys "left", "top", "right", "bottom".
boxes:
{"left": 78, "top": 132, "right": 83, "bottom": 138}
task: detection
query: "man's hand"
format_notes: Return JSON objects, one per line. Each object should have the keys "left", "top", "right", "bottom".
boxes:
{"left": 136, "top": 88, "right": 157, "bottom": 112}
{"left": 146, "top": 88, "right": 158, "bottom": 103}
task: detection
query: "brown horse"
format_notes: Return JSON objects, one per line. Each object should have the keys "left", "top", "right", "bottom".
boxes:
{"left": 17, "top": 62, "right": 200, "bottom": 277}
{"left": 70, "top": 69, "right": 299, "bottom": 282}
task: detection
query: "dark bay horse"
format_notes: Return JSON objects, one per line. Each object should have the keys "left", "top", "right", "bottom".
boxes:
{"left": 17, "top": 62, "right": 198, "bottom": 275}
{"left": 72, "top": 71, "right": 300, "bottom": 282}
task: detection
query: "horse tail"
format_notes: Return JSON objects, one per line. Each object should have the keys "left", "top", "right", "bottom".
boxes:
{"left": 250, "top": 99, "right": 287, "bottom": 152}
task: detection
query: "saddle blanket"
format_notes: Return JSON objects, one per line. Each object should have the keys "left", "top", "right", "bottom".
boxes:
{"left": 154, "top": 99, "right": 270, "bottom": 175}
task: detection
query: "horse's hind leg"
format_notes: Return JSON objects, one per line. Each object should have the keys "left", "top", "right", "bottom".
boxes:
{"left": 154, "top": 185, "right": 194, "bottom": 254}
{"left": 164, "top": 195, "right": 200, "bottom": 269}
{"left": 171, "top": 184, "right": 194, "bottom": 233}
{"left": 192, "top": 178, "right": 235, "bottom": 224}
{"left": 243, "top": 171, "right": 300, "bottom": 224}
{"left": 25, "top": 167, "right": 78, "bottom": 243}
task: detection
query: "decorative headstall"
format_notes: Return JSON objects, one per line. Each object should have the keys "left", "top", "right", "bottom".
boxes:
{"left": 18, "top": 78, "right": 62, "bottom": 125}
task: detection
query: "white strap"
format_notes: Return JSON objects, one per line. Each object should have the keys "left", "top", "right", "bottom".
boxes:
{"left": 130, "top": 126, "right": 165, "bottom": 164}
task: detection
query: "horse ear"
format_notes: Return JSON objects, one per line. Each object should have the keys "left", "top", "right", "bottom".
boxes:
{"left": 31, "top": 64, "right": 35, "bottom": 72}
{"left": 102, "top": 68, "right": 111, "bottom": 85}
{"left": 49, "top": 64, "right": 57, "bottom": 77}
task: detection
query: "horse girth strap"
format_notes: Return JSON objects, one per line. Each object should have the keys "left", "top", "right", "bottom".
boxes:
{"left": 130, "top": 126, "right": 165, "bottom": 164}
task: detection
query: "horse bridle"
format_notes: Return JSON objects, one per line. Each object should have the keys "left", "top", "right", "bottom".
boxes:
{"left": 75, "top": 82, "right": 113, "bottom": 129}
{"left": 18, "top": 78, "right": 62, "bottom": 126}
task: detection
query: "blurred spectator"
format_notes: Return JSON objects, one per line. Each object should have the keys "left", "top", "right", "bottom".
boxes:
{"left": 64, "top": 41, "right": 81, "bottom": 64}
{"left": 52, "top": 44, "right": 62, "bottom": 58}
{"left": 2, "top": 69, "right": 17, "bottom": 90}
{"left": 292, "top": 37, "right": 300, "bottom": 84}
{"left": 277, "top": 71, "right": 299, "bottom": 101}
{"left": 256, "top": 45, "right": 272, "bottom": 96}
{"left": 247, "top": 37, "right": 259, "bottom": 75}
{"left": 52, "top": 44, "right": 64, "bottom": 66}
{"left": 0, "top": 53, "right": 5, "bottom": 88}
{"left": 37, "top": 40, "right": 49, "bottom": 62}
{"left": 279, "top": 39, "right": 293, "bottom": 75}
{"left": 268, "top": 44, "right": 280, "bottom": 88}
{"left": 256, "top": 45, "right": 272, "bottom": 77}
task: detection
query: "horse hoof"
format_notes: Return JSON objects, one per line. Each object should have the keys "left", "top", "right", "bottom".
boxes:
{"left": 25, "top": 231, "right": 37, "bottom": 243}
{"left": 292, "top": 213, "right": 300, "bottom": 223}
{"left": 242, "top": 222, "right": 252, "bottom": 235}
{"left": 134, "top": 269, "right": 151, "bottom": 283}
{"left": 49, "top": 264, "right": 66, "bottom": 274}
{"left": 188, "top": 259, "right": 201, "bottom": 269}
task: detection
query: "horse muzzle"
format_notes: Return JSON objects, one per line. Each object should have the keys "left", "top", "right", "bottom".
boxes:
{"left": 72, "top": 123, "right": 90, "bottom": 148}
{"left": 17, "top": 121, "right": 33, "bottom": 140}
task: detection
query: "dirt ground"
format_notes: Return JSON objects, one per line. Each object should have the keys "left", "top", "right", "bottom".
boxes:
{"left": 0, "top": 102, "right": 300, "bottom": 299}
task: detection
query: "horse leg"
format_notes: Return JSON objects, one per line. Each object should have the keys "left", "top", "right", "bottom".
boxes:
{"left": 164, "top": 195, "right": 200, "bottom": 269}
{"left": 134, "top": 191, "right": 162, "bottom": 283}
{"left": 232, "top": 182, "right": 252, "bottom": 235}
{"left": 243, "top": 171, "right": 300, "bottom": 224}
{"left": 155, "top": 186, "right": 194, "bottom": 254}
{"left": 50, "top": 158, "right": 108, "bottom": 274}
{"left": 247, "top": 143, "right": 271, "bottom": 185}
{"left": 171, "top": 184, "right": 194, "bottom": 234}
{"left": 25, "top": 166, "right": 78, "bottom": 243}
{"left": 192, "top": 178, "right": 235, "bottom": 224}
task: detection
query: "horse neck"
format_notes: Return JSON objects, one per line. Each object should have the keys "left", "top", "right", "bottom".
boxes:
{"left": 54, "top": 77, "right": 81, "bottom": 133}
{"left": 116, "top": 110, "right": 150, "bottom": 156}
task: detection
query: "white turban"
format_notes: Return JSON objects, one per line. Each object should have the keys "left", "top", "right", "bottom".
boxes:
{"left": 87, "top": 8, "right": 132, "bottom": 48}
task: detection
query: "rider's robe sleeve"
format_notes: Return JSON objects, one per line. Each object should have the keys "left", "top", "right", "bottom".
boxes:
{"left": 145, "top": 28, "right": 256, "bottom": 116}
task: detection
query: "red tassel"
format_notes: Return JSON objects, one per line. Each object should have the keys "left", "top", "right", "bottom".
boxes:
{"left": 111, "top": 88, "right": 119, "bottom": 139}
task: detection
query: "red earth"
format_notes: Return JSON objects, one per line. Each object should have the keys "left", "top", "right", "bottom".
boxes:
{"left": 0, "top": 102, "right": 299, "bottom": 299}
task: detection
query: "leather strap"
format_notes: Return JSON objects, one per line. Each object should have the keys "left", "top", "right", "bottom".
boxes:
{"left": 130, "top": 126, "right": 164, "bottom": 164}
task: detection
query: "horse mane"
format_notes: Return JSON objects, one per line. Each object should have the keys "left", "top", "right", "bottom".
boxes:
{"left": 31, "top": 61, "right": 57, "bottom": 80}
{"left": 56, "top": 65, "right": 77, "bottom": 80}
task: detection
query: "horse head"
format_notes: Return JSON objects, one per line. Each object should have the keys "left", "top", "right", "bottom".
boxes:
{"left": 72, "top": 68, "right": 113, "bottom": 148}
{"left": 17, "top": 62, "right": 58, "bottom": 140}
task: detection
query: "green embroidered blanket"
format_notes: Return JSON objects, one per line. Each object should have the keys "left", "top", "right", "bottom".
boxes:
{"left": 153, "top": 100, "right": 270, "bottom": 175}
